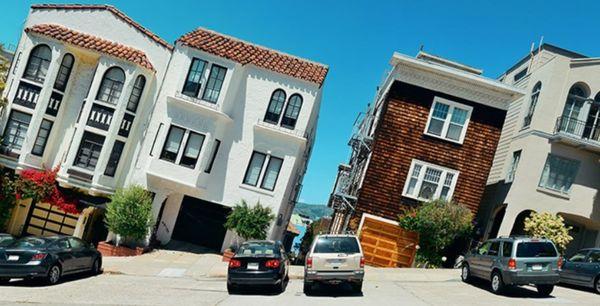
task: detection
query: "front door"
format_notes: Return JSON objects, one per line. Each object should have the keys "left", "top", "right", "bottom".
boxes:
{"left": 480, "top": 241, "right": 500, "bottom": 278}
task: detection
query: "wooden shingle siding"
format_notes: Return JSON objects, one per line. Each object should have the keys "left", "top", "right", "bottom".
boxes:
{"left": 352, "top": 81, "right": 506, "bottom": 226}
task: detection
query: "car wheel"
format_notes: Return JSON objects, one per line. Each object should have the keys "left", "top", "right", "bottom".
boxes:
{"left": 490, "top": 271, "right": 505, "bottom": 294}
{"left": 303, "top": 281, "right": 313, "bottom": 295}
{"left": 276, "top": 278, "right": 286, "bottom": 294}
{"left": 594, "top": 276, "right": 600, "bottom": 294}
{"left": 351, "top": 281, "right": 363, "bottom": 293}
{"left": 90, "top": 258, "right": 101, "bottom": 275}
{"left": 461, "top": 264, "right": 472, "bottom": 283}
{"left": 47, "top": 264, "right": 62, "bottom": 285}
{"left": 537, "top": 284, "right": 554, "bottom": 297}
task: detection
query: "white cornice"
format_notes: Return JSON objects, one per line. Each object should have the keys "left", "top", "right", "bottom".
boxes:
{"left": 389, "top": 53, "right": 525, "bottom": 110}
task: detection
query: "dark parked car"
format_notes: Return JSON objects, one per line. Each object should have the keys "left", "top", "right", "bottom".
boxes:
{"left": 0, "top": 234, "right": 14, "bottom": 248}
{"left": 560, "top": 248, "right": 600, "bottom": 294}
{"left": 227, "top": 240, "right": 290, "bottom": 294}
{"left": 0, "top": 236, "right": 102, "bottom": 285}
{"left": 462, "top": 236, "right": 561, "bottom": 296}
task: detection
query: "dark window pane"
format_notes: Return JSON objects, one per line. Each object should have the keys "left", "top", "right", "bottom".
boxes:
{"left": 179, "top": 132, "right": 205, "bottom": 168}
{"left": 104, "top": 141, "right": 125, "bottom": 177}
{"left": 74, "top": 132, "right": 105, "bottom": 170}
{"left": 31, "top": 119, "right": 53, "bottom": 156}
{"left": 204, "top": 139, "right": 221, "bottom": 173}
{"left": 260, "top": 156, "right": 283, "bottom": 191}
{"left": 281, "top": 94, "right": 302, "bottom": 129}
{"left": 1, "top": 110, "right": 32, "bottom": 152}
{"left": 182, "top": 58, "right": 207, "bottom": 97}
{"left": 264, "top": 90, "right": 286, "bottom": 124}
{"left": 243, "top": 152, "right": 266, "bottom": 186}
{"left": 23, "top": 45, "right": 52, "bottom": 83}
{"left": 160, "top": 126, "right": 185, "bottom": 162}
{"left": 516, "top": 242, "right": 557, "bottom": 258}
{"left": 53, "top": 54, "right": 74, "bottom": 91}
{"left": 96, "top": 67, "right": 125, "bottom": 104}
{"left": 314, "top": 237, "right": 360, "bottom": 254}
{"left": 127, "top": 75, "right": 146, "bottom": 112}
{"left": 202, "top": 64, "right": 227, "bottom": 103}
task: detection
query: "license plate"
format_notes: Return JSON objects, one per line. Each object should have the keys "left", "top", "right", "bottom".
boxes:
{"left": 7, "top": 255, "right": 19, "bottom": 261}
{"left": 531, "top": 264, "right": 543, "bottom": 271}
{"left": 247, "top": 263, "right": 259, "bottom": 270}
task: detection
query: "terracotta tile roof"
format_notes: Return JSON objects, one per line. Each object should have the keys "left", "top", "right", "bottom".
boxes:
{"left": 25, "top": 24, "right": 155, "bottom": 72}
{"left": 30, "top": 4, "right": 173, "bottom": 50}
{"left": 177, "top": 28, "right": 329, "bottom": 86}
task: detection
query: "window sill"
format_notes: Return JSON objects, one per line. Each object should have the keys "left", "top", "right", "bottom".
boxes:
{"left": 239, "top": 184, "right": 275, "bottom": 197}
{"left": 535, "top": 187, "right": 571, "bottom": 200}
{"left": 423, "top": 132, "right": 464, "bottom": 145}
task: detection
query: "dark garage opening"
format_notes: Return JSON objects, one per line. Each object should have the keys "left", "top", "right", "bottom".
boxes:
{"left": 171, "top": 196, "right": 231, "bottom": 252}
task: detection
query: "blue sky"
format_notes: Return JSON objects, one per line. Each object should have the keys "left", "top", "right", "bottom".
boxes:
{"left": 1, "top": 0, "right": 597, "bottom": 206}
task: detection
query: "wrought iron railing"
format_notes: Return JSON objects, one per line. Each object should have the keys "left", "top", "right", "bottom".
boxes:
{"left": 555, "top": 115, "right": 600, "bottom": 142}
{"left": 255, "top": 119, "right": 307, "bottom": 138}
{"left": 173, "top": 91, "right": 219, "bottom": 110}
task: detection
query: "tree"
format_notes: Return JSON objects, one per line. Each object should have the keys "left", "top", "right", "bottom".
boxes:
{"left": 524, "top": 212, "right": 573, "bottom": 253}
{"left": 298, "top": 217, "right": 331, "bottom": 260}
{"left": 104, "top": 185, "right": 153, "bottom": 246}
{"left": 0, "top": 172, "right": 15, "bottom": 231}
{"left": 0, "top": 44, "right": 9, "bottom": 109}
{"left": 398, "top": 199, "right": 474, "bottom": 267}
{"left": 225, "top": 200, "right": 275, "bottom": 241}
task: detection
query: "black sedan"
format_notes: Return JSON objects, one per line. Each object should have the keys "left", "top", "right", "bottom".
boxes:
{"left": 560, "top": 248, "right": 600, "bottom": 294}
{"left": 227, "top": 240, "right": 290, "bottom": 293}
{"left": 0, "top": 234, "right": 14, "bottom": 248}
{"left": 0, "top": 235, "right": 102, "bottom": 285}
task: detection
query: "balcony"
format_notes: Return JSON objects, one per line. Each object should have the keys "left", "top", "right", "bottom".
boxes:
{"left": 87, "top": 104, "right": 114, "bottom": 131}
{"left": 254, "top": 120, "right": 307, "bottom": 142}
{"left": 13, "top": 81, "right": 41, "bottom": 109}
{"left": 552, "top": 116, "right": 600, "bottom": 152}
{"left": 167, "top": 92, "right": 232, "bottom": 122}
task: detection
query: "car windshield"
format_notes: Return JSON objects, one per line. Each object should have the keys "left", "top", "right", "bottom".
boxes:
{"left": 237, "top": 242, "right": 279, "bottom": 257}
{"left": 314, "top": 237, "right": 360, "bottom": 254}
{"left": 516, "top": 242, "right": 557, "bottom": 258}
{"left": 0, "top": 237, "right": 13, "bottom": 247}
{"left": 9, "top": 237, "right": 49, "bottom": 249}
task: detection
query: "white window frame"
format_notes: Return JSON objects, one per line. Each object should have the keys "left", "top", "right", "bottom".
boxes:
{"left": 505, "top": 150, "right": 522, "bottom": 183}
{"left": 402, "top": 159, "right": 459, "bottom": 201}
{"left": 424, "top": 96, "right": 473, "bottom": 144}
{"left": 242, "top": 151, "right": 284, "bottom": 192}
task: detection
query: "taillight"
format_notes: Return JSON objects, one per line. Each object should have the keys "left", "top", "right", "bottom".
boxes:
{"left": 228, "top": 259, "right": 241, "bottom": 268}
{"left": 265, "top": 259, "right": 280, "bottom": 269}
{"left": 31, "top": 253, "right": 47, "bottom": 261}
{"left": 508, "top": 258, "right": 517, "bottom": 270}
{"left": 306, "top": 257, "right": 313, "bottom": 269}
{"left": 360, "top": 256, "right": 365, "bottom": 268}
{"left": 558, "top": 257, "right": 564, "bottom": 270}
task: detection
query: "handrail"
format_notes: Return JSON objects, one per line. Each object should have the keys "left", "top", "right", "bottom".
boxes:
{"left": 554, "top": 115, "right": 600, "bottom": 142}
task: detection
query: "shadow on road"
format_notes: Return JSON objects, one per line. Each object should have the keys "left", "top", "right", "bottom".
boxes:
{"left": 0, "top": 271, "right": 102, "bottom": 288}
{"left": 466, "top": 278, "right": 556, "bottom": 299}
{"left": 305, "top": 282, "right": 364, "bottom": 298}
{"left": 228, "top": 278, "right": 289, "bottom": 296}
{"left": 557, "top": 282, "right": 597, "bottom": 295}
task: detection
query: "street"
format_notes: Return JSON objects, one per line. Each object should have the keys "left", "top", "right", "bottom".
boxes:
{"left": 0, "top": 269, "right": 598, "bottom": 305}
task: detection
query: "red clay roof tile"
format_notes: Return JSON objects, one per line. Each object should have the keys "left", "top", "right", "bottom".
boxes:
{"left": 177, "top": 28, "right": 328, "bottom": 86}
{"left": 26, "top": 24, "right": 155, "bottom": 72}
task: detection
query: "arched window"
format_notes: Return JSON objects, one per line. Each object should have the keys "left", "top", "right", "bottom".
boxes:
{"left": 23, "top": 44, "right": 52, "bottom": 83}
{"left": 281, "top": 94, "right": 303, "bottom": 129}
{"left": 560, "top": 84, "right": 588, "bottom": 134}
{"left": 127, "top": 75, "right": 146, "bottom": 112}
{"left": 264, "top": 89, "right": 286, "bottom": 124}
{"left": 96, "top": 67, "right": 125, "bottom": 104}
{"left": 53, "top": 53, "right": 74, "bottom": 91}
{"left": 523, "top": 81, "right": 541, "bottom": 128}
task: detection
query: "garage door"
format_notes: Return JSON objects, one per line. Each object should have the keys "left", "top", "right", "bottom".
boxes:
{"left": 358, "top": 215, "right": 419, "bottom": 268}
{"left": 24, "top": 202, "right": 79, "bottom": 237}
{"left": 171, "top": 196, "right": 231, "bottom": 252}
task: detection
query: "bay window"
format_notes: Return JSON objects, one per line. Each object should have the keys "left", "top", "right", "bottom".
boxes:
{"left": 1, "top": 110, "right": 32, "bottom": 152}
{"left": 74, "top": 132, "right": 105, "bottom": 170}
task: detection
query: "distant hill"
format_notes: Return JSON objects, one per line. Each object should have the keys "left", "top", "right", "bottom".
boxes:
{"left": 293, "top": 203, "right": 332, "bottom": 221}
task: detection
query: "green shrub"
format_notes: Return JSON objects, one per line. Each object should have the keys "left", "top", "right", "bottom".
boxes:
{"left": 524, "top": 212, "right": 573, "bottom": 253}
{"left": 104, "top": 185, "right": 153, "bottom": 245}
{"left": 398, "top": 199, "right": 473, "bottom": 268}
{"left": 0, "top": 172, "right": 15, "bottom": 231}
{"left": 225, "top": 200, "right": 274, "bottom": 241}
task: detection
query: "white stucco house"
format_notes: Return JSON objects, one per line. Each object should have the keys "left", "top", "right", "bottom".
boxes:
{"left": 479, "top": 43, "right": 600, "bottom": 255}
{"left": 0, "top": 4, "right": 328, "bottom": 252}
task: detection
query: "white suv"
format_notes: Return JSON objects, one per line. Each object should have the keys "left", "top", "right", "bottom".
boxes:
{"left": 304, "top": 234, "right": 365, "bottom": 294}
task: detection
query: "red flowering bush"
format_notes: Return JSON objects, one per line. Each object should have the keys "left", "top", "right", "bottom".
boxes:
{"left": 14, "top": 167, "right": 79, "bottom": 214}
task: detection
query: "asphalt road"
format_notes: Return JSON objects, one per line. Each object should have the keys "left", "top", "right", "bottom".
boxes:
{"left": 0, "top": 272, "right": 598, "bottom": 306}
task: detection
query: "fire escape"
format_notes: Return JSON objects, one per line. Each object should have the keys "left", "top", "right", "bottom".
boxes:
{"left": 328, "top": 104, "right": 376, "bottom": 234}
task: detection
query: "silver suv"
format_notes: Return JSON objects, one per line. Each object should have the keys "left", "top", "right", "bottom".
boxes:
{"left": 304, "top": 234, "right": 365, "bottom": 294}
{"left": 461, "top": 236, "right": 562, "bottom": 296}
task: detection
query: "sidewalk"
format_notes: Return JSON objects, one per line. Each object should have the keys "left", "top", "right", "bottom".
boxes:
{"left": 102, "top": 249, "right": 460, "bottom": 281}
